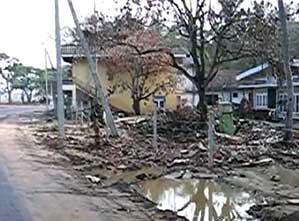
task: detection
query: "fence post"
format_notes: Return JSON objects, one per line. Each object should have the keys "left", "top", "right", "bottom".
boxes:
{"left": 80, "top": 101, "right": 84, "bottom": 125}
{"left": 153, "top": 104, "right": 158, "bottom": 149}
{"left": 208, "top": 112, "right": 215, "bottom": 169}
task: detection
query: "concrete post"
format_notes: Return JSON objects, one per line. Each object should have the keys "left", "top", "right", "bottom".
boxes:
{"left": 55, "top": 0, "right": 65, "bottom": 137}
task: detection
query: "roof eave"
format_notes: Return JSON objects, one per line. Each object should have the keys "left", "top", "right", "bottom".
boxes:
{"left": 236, "top": 63, "right": 270, "bottom": 81}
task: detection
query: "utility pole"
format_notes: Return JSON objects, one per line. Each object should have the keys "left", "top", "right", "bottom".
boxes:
{"left": 278, "top": 0, "right": 293, "bottom": 140}
{"left": 45, "top": 49, "right": 55, "bottom": 110}
{"left": 55, "top": 0, "right": 65, "bottom": 137}
{"left": 93, "top": 0, "right": 97, "bottom": 14}
{"left": 67, "top": 0, "right": 118, "bottom": 137}
{"left": 44, "top": 49, "right": 49, "bottom": 111}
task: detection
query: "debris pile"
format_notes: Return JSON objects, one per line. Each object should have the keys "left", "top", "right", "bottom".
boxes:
{"left": 177, "top": 119, "right": 285, "bottom": 169}
{"left": 137, "top": 107, "right": 207, "bottom": 142}
{"left": 30, "top": 111, "right": 299, "bottom": 221}
{"left": 33, "top": 107, "right": 299, "bottom": 187}
{"left": 237, "top": 120, "right": 284, "bottom": 145}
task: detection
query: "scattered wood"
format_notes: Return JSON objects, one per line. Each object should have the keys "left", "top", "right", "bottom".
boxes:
{"left": 288, "top": 199, "right": 299, "bottom": 205}
{"left": 115, "top": 116, "right": 148, "bottom": 125}
{"left": 85, "top": 175, "right": 101, "bottom": 184}
{"left": 215, "top": 132, "right": 242, "bottom": 143}
{"left": 240, "top": 158, "right": 274, "bottom": 167}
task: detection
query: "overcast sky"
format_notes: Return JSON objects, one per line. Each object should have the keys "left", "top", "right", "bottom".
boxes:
{"left": 0, "top": 0, "right": 285, "bottom": 69}
{"left": 0, "top": 0, "right": 120, "bottom": 68}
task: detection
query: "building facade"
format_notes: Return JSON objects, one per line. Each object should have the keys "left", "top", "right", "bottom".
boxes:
{"left": 61, "top": 45, "right": 183, "bottom": 114}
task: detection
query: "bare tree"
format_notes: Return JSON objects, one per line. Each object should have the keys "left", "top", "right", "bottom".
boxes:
{"left": 107, "top": 28, "right": 175, "bottom": 115}
{"left": 66, "top": 3, "right": 176, "bottom": 115}
{"left": 140, "top": 0, "right": 249, "bottom": 119}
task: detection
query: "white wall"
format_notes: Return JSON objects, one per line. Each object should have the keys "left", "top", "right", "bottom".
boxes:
{"left": 180, "top": 93, "right": 199, "bottom": 107}
{"left": 176, "top": 69, "right": 196, "bottom": 93}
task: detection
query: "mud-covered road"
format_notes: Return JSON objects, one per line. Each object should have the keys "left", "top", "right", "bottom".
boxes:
{"left": 0, "top": 163, "right": 31, "bottom": 221}
{"left": 0, "top": 106, "right": 149, "bottom": 221}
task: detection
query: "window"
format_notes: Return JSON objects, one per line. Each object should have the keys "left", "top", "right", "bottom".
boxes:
{"left": 278, "top": 94, "right": 287, "bottom": 112}
{"left": 154, "top": 96, "right": 165, "bottom": 109}
{"left": 233, "top": 92, "right": 238, "bottom": 98}
{"left": 256, "top": 93, "right": 267, "bottom": 108}
{"left": 278, "top": 94, "right": 299, "bottom": 113}
{"left": 277, "top": 94, "right": 299, "bottom": 113}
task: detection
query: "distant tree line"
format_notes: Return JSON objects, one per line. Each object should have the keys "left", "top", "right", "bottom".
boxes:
{"left": 0, "top": 53, "right": 49, "bottom": 104}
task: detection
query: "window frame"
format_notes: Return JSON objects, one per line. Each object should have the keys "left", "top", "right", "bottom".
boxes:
{"left": 255, "top": 92, "right": 268, "bottom": 108}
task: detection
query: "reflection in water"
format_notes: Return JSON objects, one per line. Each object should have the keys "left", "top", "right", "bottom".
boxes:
{"left": 139, "top": 178, "right": 256, "bottom": 221}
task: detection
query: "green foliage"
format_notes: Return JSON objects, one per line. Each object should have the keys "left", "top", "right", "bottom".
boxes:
{"left": 0, "top": 53, "right": 54, "bottom": 103}
{"left": 11, "top": 64, "right": 46, "bottom": 103}
{"left": 0, "top": 53, "right": 20, "bottom": 103}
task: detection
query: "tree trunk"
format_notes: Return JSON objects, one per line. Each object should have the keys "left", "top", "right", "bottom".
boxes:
{"left": 24, "top": 90, "right": 32, "bottom": 103}
{"left": 196, "top": 83, "right": 208, "bottom": 121}
{"left": 278, "top": 0, "right": 293, "bottom": 141}
{"left": 91, "top": 98, "right": 100, "bottom": 145}
{"left": 21, "top": 92, "right": 25, "bottom": 104}
{"left": 28, "top": 94, "right": 32, "bottom": 103}
{"left": 132, "top": 99, "right": 141, "bottom": 115}
{"left": 8, "top": 90, "right": 12, "bottom": 104}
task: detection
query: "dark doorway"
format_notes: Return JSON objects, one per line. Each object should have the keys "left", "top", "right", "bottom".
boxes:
{"left": 248, "top": 91, "right": 254, "bottom": 108}
{"left": 268, "top": 88, "right": 277, "bottom": 109}
{"left": 207, "top": 94, "right": 219, "bottom": 105}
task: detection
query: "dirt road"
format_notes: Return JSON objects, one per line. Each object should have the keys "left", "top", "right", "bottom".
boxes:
{"left": 0, "top": 107, "right": 148, "bottom": 221}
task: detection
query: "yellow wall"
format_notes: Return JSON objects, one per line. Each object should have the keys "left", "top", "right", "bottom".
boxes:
{"left": 72, "top": 59, "right": 179, "bottom": 114}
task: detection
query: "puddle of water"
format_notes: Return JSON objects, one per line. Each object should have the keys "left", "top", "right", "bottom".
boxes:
{"left": 139, "top": 178, "right": 257, "bottom": 221}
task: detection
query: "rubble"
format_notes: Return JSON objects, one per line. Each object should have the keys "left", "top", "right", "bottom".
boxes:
{"left": 30, "top": 108, "right": 299, "bottom": 221}
{"left": 33, "top": 108, "right": 295, "bottom": 184}
{"left": 136, "top": 107, "right": 207, "bottom": 142}
{"left": 85, "top": 175, "right": 101, "bottom": 184}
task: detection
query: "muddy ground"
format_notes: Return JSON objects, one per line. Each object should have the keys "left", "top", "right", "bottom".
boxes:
{"left": 30, "top": 109, "right": 299, "bottom": 221}
{"left": 1, "top": 110, "right": 191, "bottom": 221}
